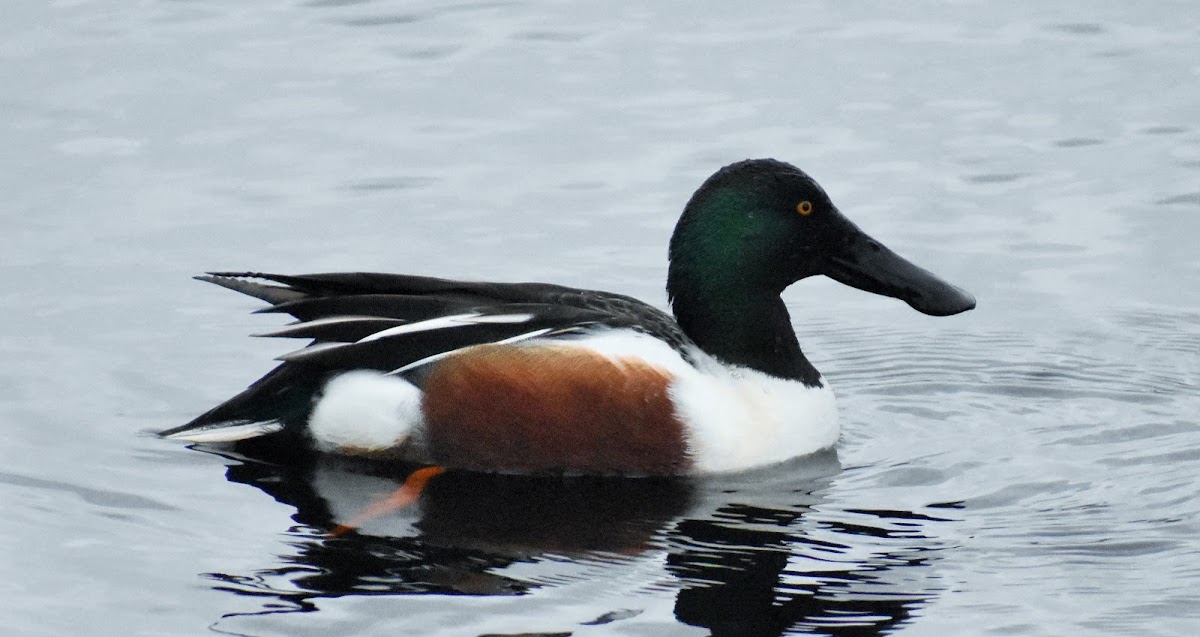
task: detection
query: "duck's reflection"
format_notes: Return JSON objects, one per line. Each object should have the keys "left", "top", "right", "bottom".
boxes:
{"left": 207, "top": 446, "right": 950, "bottom": 636}
{"left": 667, "top": 505, "right": 946, "bottom": 636}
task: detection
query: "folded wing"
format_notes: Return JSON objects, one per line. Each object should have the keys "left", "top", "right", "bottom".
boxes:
{"left": 162, "top": 272, "right": 689, "bottom": 441}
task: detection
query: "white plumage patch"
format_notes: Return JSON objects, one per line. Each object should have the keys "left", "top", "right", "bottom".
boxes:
{"left": 308, "top": 370, "right": 425, "bottom": 454}
{"left": 670, "top": 363, "right": 839, "bottom": 474}
{"left": 163, "top": 421, "right": 284, "bottom": 443}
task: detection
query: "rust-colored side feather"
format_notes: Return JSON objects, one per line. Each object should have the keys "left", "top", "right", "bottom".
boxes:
{"left": 421, "top": 344, "right": 691, "bottom": 476}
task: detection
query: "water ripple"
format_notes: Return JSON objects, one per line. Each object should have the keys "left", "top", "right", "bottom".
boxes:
{"left": 818, "top": 320, "right": 1197, "bottom": 411}
{"left": 0, "top": 471, "right": 174, "bottom": 511}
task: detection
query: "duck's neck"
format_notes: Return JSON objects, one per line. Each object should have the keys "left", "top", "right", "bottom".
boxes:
{"left": 668, "top": 279, "right": 822, "bottom": 387}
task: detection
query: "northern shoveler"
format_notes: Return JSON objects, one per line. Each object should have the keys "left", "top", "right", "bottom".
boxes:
{"left": 162, "top": 159, "right": 975, "bottom": 477}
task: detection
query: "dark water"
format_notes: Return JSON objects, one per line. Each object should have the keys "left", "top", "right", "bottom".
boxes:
{"left": 3, "top": 1, "right": 1199, "bottom": 635}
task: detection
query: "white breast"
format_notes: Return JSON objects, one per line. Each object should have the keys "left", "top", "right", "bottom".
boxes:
{"left": 670, "top": 361, "right": 839, "bottom": 474}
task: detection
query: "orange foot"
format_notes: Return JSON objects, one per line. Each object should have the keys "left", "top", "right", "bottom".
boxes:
{"left": 330, "top": 465, "right": 446, "bottom": 537}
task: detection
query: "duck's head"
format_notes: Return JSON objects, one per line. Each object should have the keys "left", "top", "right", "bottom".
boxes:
{"left": 668, "top": 158, "right": 976, "bottom": 316}
{"left": 667, "top": 158, "right": 975, "bottom": 380}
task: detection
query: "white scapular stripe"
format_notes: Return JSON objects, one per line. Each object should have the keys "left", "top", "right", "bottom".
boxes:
{"left": 253, "top": 315, "right": 401, "bottom": 338}
{"left": 358, "top": 312, "right": 535, "bottom": 343}
{"left": 387, "top": 328, "right": 555, "bottom": 375}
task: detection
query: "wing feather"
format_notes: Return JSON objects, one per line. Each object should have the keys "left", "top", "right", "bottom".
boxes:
{"left": 253, "top": 316, "right": 407, "bottom": 341}
{"left": 164, "top": 271, "right": 692, "bottom": 440}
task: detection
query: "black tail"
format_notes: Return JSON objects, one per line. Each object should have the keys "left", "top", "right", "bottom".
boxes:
{"left": 160, "top": 363, "right": 326, "bottom": 439}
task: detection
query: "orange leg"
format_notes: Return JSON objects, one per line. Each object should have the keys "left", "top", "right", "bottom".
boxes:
{"left": 329, "top": 465, "right": 446, "bottom": 537}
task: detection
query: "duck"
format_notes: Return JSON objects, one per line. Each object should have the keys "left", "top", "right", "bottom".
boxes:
{"left": 161, "top": 158, "right": 975, "bottom": 477}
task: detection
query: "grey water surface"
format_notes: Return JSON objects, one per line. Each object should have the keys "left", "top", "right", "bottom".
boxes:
{"left": 2, "top": 1, "right": 1199, "bottom": 635}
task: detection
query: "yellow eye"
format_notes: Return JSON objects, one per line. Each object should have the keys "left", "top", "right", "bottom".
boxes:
{"left": 797, "top": 200, "right": 813, "bottom": 216}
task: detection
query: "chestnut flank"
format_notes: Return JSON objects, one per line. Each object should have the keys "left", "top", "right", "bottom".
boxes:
{"left": 421, "top": 344, "right": 690, "bottom": 475}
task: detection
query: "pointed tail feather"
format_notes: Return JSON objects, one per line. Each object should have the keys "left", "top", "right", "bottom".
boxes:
{"left": 196, "top": 274, "right": 306, "bottom": 305}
